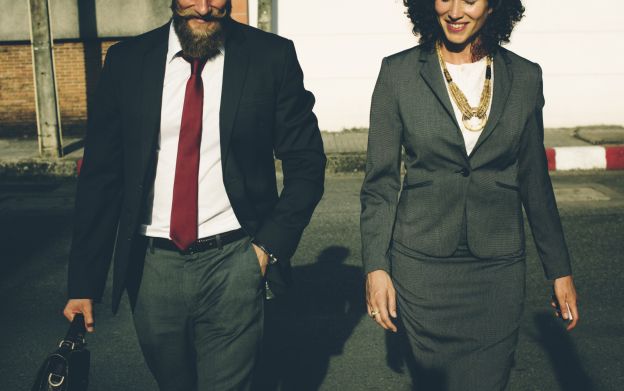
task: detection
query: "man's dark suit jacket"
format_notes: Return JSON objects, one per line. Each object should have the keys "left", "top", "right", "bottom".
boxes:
{"left": 360, "top": 46, "right": 572, "bottom": 280}
{"left": 68, "top": 19, "right": 326, "bottom": 313}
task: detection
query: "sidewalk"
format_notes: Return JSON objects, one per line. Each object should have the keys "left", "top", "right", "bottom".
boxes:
{"left": 0, "top": 137, "right": 83, "bottom": 179}
{"left": 1, "top": 126, "right": 623, "bottom": 178}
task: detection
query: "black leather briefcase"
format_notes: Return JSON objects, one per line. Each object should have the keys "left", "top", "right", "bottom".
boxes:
{"left": 31, "top": 314, "right": 90, "bottom": 391}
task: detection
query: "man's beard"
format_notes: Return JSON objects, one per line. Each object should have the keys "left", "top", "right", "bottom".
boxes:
{"left": 171, "top": 1, "right": 230, "bottom": 59}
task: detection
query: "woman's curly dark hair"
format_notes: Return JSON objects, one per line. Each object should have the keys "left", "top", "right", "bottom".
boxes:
{"left": 403, "top": 0, "right": 525, "bottom": 54}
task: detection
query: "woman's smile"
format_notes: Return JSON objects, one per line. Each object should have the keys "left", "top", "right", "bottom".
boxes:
{"left": 446, "top": 21, "right": 469, "bottom": 33}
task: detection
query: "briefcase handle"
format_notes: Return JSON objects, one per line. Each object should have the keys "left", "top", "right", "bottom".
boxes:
{"left": 60, "top": 313, "right": 87, "bottom": 350}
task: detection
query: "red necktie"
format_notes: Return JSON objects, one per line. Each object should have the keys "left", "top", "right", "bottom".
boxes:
{"left": 170, "top": 57, "right": 208, "bottom": 250}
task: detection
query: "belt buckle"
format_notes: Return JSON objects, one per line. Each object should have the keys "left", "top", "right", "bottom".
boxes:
{"left": 186, "top": 245, "right": 198, "bottom": 255}
{"left": 186, "top": 238, "right": 212, "bottom": 254}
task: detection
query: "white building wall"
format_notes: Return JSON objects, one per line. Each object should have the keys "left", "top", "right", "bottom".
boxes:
{"left": 276, "top": 0, "right": 624, "bottom": 131}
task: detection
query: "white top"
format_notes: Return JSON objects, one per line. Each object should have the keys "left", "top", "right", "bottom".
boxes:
{"left": 140, "top": 23, "right": 241, "bottom": 239}
{"left": 442, "top": 57, "right": 494, "bottom": 156}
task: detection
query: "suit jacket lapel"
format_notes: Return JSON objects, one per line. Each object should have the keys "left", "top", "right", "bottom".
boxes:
{"left": 419, "top": 50, "right": 461, "bottom": 131}
{"left": 470, "top": 48, "right": 513, "bottom": 156}
{"left": 138, "top": 24, "right": 169, "bottom": 175}
{"left": 220, "top": 20, "right": 250, "bottom": 166}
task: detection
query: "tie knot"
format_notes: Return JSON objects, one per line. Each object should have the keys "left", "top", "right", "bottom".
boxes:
{"left": 185, "top": 56, "right": 208, "bottom": 76}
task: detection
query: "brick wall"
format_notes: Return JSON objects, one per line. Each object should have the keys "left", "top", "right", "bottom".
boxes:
{"left": 0, "top": 44, "right": 36, "bottom": 135}
{"left": 0, "top": 0, "right": 248, "bottom": 138}
{"left": 0, "top": 41, "right": 117, "bottom": 137}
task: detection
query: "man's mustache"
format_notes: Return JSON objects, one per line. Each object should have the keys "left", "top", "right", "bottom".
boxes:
{"left": 173, "top": 5, "right": 229, "bottom": 22}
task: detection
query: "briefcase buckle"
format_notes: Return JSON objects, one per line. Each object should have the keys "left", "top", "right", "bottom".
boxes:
{"left": 58, "top": 339, "right": 75, "bottom": 350}
{"left": 58, "top": 334, "right": 86, "bottom": 350}
{"left": 48, "top": 373, "right": 65, "bottom": 387}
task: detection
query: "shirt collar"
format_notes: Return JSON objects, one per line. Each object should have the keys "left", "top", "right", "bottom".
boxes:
{"left": 167, "top": 20, "right": 225, "bottom": 64}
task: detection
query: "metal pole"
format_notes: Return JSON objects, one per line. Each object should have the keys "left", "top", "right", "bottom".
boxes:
{"left": 258, "top": 0, "right": 272, "bottom": 32}
{"left": 28, "top": 0, "right": 63, "bottom": 158}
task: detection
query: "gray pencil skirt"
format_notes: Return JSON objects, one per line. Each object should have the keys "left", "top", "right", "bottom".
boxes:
{"left": 390, "top": 241, "right": 526, "bottom": 391}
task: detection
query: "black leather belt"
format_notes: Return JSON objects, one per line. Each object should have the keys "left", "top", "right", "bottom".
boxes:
{"left": 151, "top": 229, "right": 248, "bottom": 254}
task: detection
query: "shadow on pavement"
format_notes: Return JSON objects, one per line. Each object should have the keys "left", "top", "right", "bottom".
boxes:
{"left": 0, "top": 209, "right": 70, "bottom": 283}
{"left": 254, "top": 246, "right": 366, "bottom": 391}
{"left": 384, "top": 312, "right": 594, "bottom": 390}
{"left": 533, "top": 312, "right": 593, "bottom": 391}
{"left": 0, "top": 188, "right": 78, "bottom": 389}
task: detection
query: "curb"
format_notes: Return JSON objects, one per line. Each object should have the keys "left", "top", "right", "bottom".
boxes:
{"left": 324, "top": 146, "right": 624, "bottom": 174}
{"left": 546, "top": 146, "right": 624, "bottom": 171}
{"left": 0, "top": 158, "right": 80, "bottom": 179}
{"left": 2, "top": 146, "right": 624, "bottom": 180}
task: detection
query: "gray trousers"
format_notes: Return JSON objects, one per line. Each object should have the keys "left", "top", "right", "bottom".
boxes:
{"left": 132, "top": 237, "right": 265, "bottom": 391}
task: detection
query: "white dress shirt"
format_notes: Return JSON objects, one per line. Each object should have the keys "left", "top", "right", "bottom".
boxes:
{"left": 443, "top": 57, "right": 494, "bottom": 156}
{"left": 141, "top": 23, "right": 241, "bottom": 239}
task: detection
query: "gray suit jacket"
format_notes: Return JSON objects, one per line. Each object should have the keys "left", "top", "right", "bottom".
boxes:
{"left": 360, "top": 45, "right": 572, "bottom": 280}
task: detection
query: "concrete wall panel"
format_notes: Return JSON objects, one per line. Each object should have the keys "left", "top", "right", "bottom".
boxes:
{"left": 1, "top": 0, "right": 171, "bottom": 41}
{"left": 278, "top": 0, "right": 624, "bottom": 131}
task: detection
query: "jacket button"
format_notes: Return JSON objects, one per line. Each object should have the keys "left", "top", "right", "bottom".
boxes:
{"left": 459, "top": 168, "right": 470, "bottom": 177}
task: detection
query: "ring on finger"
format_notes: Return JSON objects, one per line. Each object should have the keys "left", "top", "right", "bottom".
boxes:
{"left": 370, "top": 310, "right": 379, "bottom": 318}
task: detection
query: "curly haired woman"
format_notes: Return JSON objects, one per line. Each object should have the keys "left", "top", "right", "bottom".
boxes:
{"left": 360, "top": 1, "right": 579, "bottom": 389}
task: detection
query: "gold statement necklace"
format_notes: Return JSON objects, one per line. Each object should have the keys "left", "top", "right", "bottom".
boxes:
{"left": 436, "top": 41, "right": 493, "bottom": 132}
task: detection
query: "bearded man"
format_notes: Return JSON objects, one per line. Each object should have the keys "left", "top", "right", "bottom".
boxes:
{"left": 62, "top": 1, "right": 326, "bottom": 389}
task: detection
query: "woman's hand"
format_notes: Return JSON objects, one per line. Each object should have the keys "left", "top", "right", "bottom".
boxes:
{"left": 551, "top": 275, "right": 579, "bottom": 331}
{"left": 366, "top": 270, "right": 398, "bottom": 332}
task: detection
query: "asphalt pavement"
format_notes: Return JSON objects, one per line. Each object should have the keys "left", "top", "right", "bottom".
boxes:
{"left": 1, "top": 172, "right": 623, "bottom": 390}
